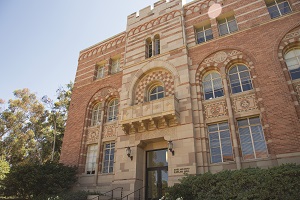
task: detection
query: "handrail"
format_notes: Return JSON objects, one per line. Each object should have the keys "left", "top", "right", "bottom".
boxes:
{"left": 121, "top": 186, "right": 146, "bottom": 200}
{"left": 90, "top": 187, "right": 123, "bottom": 200}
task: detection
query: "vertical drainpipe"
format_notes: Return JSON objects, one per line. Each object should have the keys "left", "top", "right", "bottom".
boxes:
{"left": 221, "top": 71, "right": 241, "bottom": 170}
{"left": 94, "top": 109, "right": 105, "bottom": 185}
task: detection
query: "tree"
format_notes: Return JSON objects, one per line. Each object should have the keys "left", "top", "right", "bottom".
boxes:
{"left": 0, "top": 82, "right": 73, "bottom": 166}
{"left": 0, "top": 89, "right": 49, "bottom": 166}
{"left": 42, "top": 81, "right": 73, "bottom": 162}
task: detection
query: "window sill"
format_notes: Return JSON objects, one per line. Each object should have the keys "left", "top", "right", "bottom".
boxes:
{"left": 209, "top": 161, "right": 236, "bottom": 166}
{"left": 230, "top": 89, "right": 255, "bottom": 97}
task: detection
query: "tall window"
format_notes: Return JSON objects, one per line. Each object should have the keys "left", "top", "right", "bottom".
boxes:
{"left": 146, "top": 38, "right": 153, "bottom": 58}
{"left": 107, "top": 99, "right": 119, "bottom": 122}
{"left": 91, "top": 103, "right": 102, "bottom": 126}
{"left": 284, "top": 48, "right": 300, "bottom": 80}
{"left": 217, "top": 15, "right": 238, "bottom": 36}
{"left": 111, "top": 59, "right": 120, "bottom": 74}
{"left": 203, "top": 72, "right": 224, "bottom": 100}
{"left": 154, "top": 35, "right": 160, "bottom": 56}
{"left": 265, "top": 0, "right": 291, "bottom": 19}
{"left": 86, "top": 144, "right": 98, "bottom": 174}
{"left": 96, "top": 65, "right": 105, "bottom": 79}
{"left": 196, "top": 24, "right": 213, "bottom": 44}
{"left": 238, "top": 117, "right": 268, "bottom": 160}
{"left": 102, "top": 142, "right": 115, "bottom": 174}
{"left": 208, "top": 122, "right": 234, "bottom": 163}
{"left": 149, "top": 85, "right": 164, "bottom": 101}
{"left": 228, "top": 64, "right": 253, "bottom": 94}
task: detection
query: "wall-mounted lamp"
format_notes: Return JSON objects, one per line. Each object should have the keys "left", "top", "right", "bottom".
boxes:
{"left": 168, "top": 141, "right": 174, "bottom": 156}
{"left": 126, "top": 147, "right": 133, "bottom": 160}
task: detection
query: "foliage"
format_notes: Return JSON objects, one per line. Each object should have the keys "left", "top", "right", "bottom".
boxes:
{"left": 166, "top": 163, "right": 300, "bottom": 200}
{"left": 34, "top": 190, "right": 90, "bottom": 200}
{"left": 0, "top": 159, "right": 9, "bottom": 181}
{"left": 0, "top": 162, "right": 77, "bottom": 199}
{"left": 0, "top": 82, "right": 73, "bottom": 166}
{"left": 0, "top": 89, "right": 48, "bottom": 165}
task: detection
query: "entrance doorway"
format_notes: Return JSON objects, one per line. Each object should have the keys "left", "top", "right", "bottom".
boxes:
{"left": 146, "top": 149, "right": 168, "bottom": 200}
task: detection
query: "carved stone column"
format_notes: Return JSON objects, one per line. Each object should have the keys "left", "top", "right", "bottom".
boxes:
{"left": 196, "top": 84, "right": 209, "bottom": 173}
{"left": 221, "top": 69, "right": 241, "bottom": 169}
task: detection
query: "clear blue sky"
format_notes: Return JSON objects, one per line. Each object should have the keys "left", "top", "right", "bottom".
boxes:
{"left": 0, "top": 0, "right": 192, "bottom": 105}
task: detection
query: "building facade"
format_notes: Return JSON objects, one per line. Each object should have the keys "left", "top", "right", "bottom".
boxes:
{"left": 60, "top": 0, "right": 300, "bottom": 199}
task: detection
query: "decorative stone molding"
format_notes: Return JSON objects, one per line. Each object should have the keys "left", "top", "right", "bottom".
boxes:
{"left": 232, "top": 93, "right": 258, "bottom": 113}
{"left": 283, "top": 28, "right": 300, "bottom": 41}
{"left": 135, "top": 69, "right": 174, "bottom": 104}
{"left": 292, "top": 81, "right": 300, "bottom": 96}
{"left": 203, "top": 50, "right": 242, "bottom": 65}
{"left": 86, "top": 126, "right": 100, "bottom": 144}
{"left": 79, "top": 33, "right": 126, "bottom": 61}
{"left": 204, "top": 99, "right": 227, "bottom": 119}
{"left": 103, "top": 124, "right": 117, "bottom": 138}
{"left": 120, "top": 96, "right": 179, "bottom": 134}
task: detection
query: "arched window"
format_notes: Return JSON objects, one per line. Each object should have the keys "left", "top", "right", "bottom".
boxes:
{"left": 146, "top": 38, "right": 152, "bottom": 58}
{"left": 284, "top": 48, "right": 300, "bottom": 80}
{"left": 154, "top": 34, "right": 160, "bottom": 56}
{"left": 149, "top": 85, "right": 164, "bottom": 101}
{"left": 203, "top": 72, "right": 224, "bottom": 100}
{"left": 91, "top": 103, "right": 102, "bottom": 126}
{"left": 228, "top": 64, "right": 253, "bottom": 94}
{"left": 107, "top": 99, "right": 119, "bottom": 122}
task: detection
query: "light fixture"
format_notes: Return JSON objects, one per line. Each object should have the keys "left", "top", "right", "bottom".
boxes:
{"left": 168, "top": 141, "right": 174, "bottom": 156}
{"left": 126, "top": 147, "right": 133, "bottom": 160}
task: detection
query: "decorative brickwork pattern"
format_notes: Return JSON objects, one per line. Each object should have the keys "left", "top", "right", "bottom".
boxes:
{"left": 134, "top": 69, "right": 174, "bottom": 104}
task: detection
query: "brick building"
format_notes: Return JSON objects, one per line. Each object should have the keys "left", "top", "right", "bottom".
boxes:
{"left": 60, "top": 0, "right": 300, "bottom": 199}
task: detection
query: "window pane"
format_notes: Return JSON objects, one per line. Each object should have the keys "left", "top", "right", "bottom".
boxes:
{"left": 268, "top": 6, "right": 280, "bottom": 18}
{"left": 229, "top": 73, "right": 239, "bottom": 81}
{"left": 290, "top": 69, "right": 300, "bottom": 80}
{"left": 211, "top": 147, "right": 221, "bottom": 155}
{"left": 209, "top": 132, "right": 219, "bottom": 140}
{"left": 158, "top": 92, "right": 164, "bottom": 99}
{"left": 219, "top": 24, "right": 228, "bottom": 36}
{"left": 220, "top": 130, "right": 230, "bottom": 138}
{"left": 208, "top": 124, "right": 218, "bottom": 132}
{"left": 239, "top": 127, "right": 250, "bottom": 135}
{"left": 228, "top": 20, "right": 238, "bottom": 33}
{"left": 205, "top": 92, "right": 214, "bottom": 100}
{"left": 231, "top": 86, "right": 242, "bottom": 94}
{"left": 278, "top": 2, "right": 291, "bottom": 15}
{"left": 210, "top": 140, "right": 220, "bottom": 148}
{"left": 214, "top": 89, "right": 224, "bottom": 98}
{"left": 212, "top": 155, "right": 222, "bottom": 163}
{"left": 240, "top": 134, "right": 252, "bottom": 143}
{"left": 205, "top": 29, "right": 213, "bottom": 41}
{"left": 197, "top": 31, "right": 205, "bottom": 44}
{"left": 242, "top": 83, "right": 253, "bottom": 91}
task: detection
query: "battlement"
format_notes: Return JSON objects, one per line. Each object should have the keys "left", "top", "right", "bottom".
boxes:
{"left": 127, "top": 0, "right": 185, "bottom": 29}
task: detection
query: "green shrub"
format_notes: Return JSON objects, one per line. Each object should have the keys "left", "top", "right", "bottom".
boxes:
{"left": 166, "top": 164, "right": 300, "bottom": 200}
{"left": 0, "top": 162, "right": 77, "bottom": 199}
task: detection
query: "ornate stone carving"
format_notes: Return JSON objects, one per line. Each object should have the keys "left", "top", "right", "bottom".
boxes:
{"left": 203, "top": 50, "right": 242, "bottom": 65}
{"left": 213, "top": 51, "right": 227, "bottom": 63}
{"left": 103, "top": 124, "right": 116, "bottom": 138}
{"left": 293, "top": 83, "right": 300, "bottom": 97}
{"left": 87, "top": 127, "right": 100, "bottom": 143}
{"left": 233, "top": 94, "right": 258, "bottom": 113}
{"left": 204, "top": 100, "right": 227, "bottom": 119}
{"left": 284, "top": 28, "right": 300, "bottom": 40}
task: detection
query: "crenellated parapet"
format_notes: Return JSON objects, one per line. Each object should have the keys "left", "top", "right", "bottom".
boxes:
{"left": 126, "top": 0, "right": 184, "bottom": 30}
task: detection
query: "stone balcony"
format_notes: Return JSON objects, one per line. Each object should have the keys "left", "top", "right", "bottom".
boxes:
{"left": 120, "top": 96, "right": 180, "bottom": 134}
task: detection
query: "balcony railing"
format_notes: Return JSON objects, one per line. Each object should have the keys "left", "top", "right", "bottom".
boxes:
{"left": 120, "top": 96, "right": 179, "bottom": 134}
